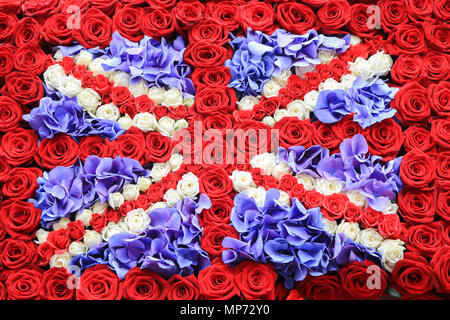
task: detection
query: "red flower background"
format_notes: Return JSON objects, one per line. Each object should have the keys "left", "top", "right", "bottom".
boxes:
{"left": 0, "top": 0, "right": 448, "bottom": 300}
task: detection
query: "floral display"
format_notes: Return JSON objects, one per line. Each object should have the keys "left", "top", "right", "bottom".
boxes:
{"left": 0, "top": 0, "right": 448, "bottom": 302}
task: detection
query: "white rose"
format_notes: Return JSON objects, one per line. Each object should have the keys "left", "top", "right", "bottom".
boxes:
{"left": 230, "top": 170, "right": 256, "bottom": 193}
{"left": 340, "top": 74, "right": 358, "bottom": 90}
{"left": 50, "top": 252, "right": 72, "bottom": 269}
{"left": 359, "top": 228, "right": 384, "bottom": 249}
{"left": 349, "top": 57, "right": 374, "bottom": 80}
{"left": 164, "top": 188, "right": 182, "bottom": 207}
{"left": 303, "top": 90, "right": 319, "bottom": 112}
{"left": 109, "top": 71, "right": 130, "bottom": 87}
{"left": 68, "top": 241, "right": 88, "bottom": 256}
{"left": 177, "top": 172, "right": 199, "bottom": 199}
{"left": 350, "top": 34, "right": 362, "bottom": 45}
{"left": 122, "top": 184, "right": 140, "bottom": 201}
{"left": 368, "top": 51, "right": 393, "bottom": 78}
{"left": 278, "top": 190, "right": 291, "bottom": 207}
{"left": 149, "top": 202, "right": 168, "bottom": 211}
{"left": 346, "top": 190, "right": 367, "bottom": 208}
{"left": 52, "top": 218, "right": 71, "bottom": 231}
{"left": 123, "top": 208, "right": 151, "bottom": 234}
{"left": 118, "top": 115, "right": 134, "bottom": 130}
{"left": 318, "top": 49, "right": 336, "bottom": 64}
{"left": 88, "top": 58, "right": 110, "bottom": 77}
{"left": 129, "top": 79, "right": 149, "bottom": 97}
{"left": 286, "top": 100, "right": 310, "bottom": 120}
{"left": 175, "top": 119, "right": 189, "bottom": 131}
{"left": 91, "top": 201, "right": 108, "bottom": 214}
{"left": 162, "top": 88, "right": 183, "bottom": 106}
{"left": 250, "top": 152, "right": 277, "bottom": 175}
{"left": 262, "top": 79, "right": 281, "bottom": 98}
{"left": 183, "top": 98, "right": 195, "bottom": 107}
{"left": 133, "top": 112, "right": 157, "bottom": 132}
{"left": 262, "top": 116, "right": 275, "bottom": 127}
{"left": 237, "top": 95, "right": 260, "bottom": 111}
{"left": 77, "top": 88, "right": 101, "bottom": 114}
{"left": 319, "top": 78, "right": 342, "bottom": 91}
{"left": 44, "top": 64, "right": 66, "bottom": 91}
{"left": 322, "top": 217, "right": 337, "bottom": 235}
{"left": 101, "top": 222, "right": 126, "bottom": 241}
{"left": 35, "top": 229, "right": 49, "bottom": 244}
{"left": 315, "top": 178, "right": 344, "bottom": 196}
{"left": 273, "top": 108, "right": 292, "bottom": 122}
{"left": 383, "top": 202, "right": 398, "bottom": 215}
{"left": 336, "top": 221, "right": 361, "bottom": 242}
{"left": 272, "top": 69, "right": 291, "bottom": 87}
{"left": 147, "top": 86, "right": 165, "bottom": 105}
{"left": 169, "top": 153, "right": 183, "bottom": 172}
{"left": 58, "top": 75, "right": 82, "bottom": 98}
{"left": 76, "top": 209, "right": 94, "bottom": 227}
{"left": 83, "top": 230, "right": 103, "bottom": 249}
{"left": 96, "top": 103, "right": 120, "bottom": 121}
{"left": 294, "top": 64, "right": 315, "bottom": 77}
{"left": 157, "top": 116, "right": 177, "bottom": 136}
{"left": 271, "top": 162, "right": 292, "bottom": 180}
{"left": 54, "top": 49, "right": 63, "bottom": 61}
{"left": 378, "top": 239, "right": 406, "bottom": 272}
{"left": 296, "top": 173, "right": 316, "bottom": 190}
{"left": 137, "top": 177, "right": 152, "bottom": 192}
{"left": 244, "top": 187, "right": 267, "bottom": 207}
{"left": 150, "top": 162, "right": 171, "bottom": 182}
{"left": 74, "top": 50, "right": 93, "bottom": 67}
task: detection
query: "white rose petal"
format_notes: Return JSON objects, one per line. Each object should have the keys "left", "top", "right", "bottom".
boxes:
{"left": 58, "top": 75, "right": 82, "bottom": 98}
{"left": 74, "top": 50, "right": 93, "bottom": 67}
{"left": 50, "top": 252, "right": 72, "bottom": 269}
{"left": 110, "top": 71, "right": 130, "bottom": 88}
{"left": 378, "top": 239, "right": 406, "bottom": 272}
{"left": 162, "top": 88, "right": 183, "bottom": 106}
{"left": 118, "top": 115, "right": 134, "bottom": 130}
{"left": 250, "top": 153, "right": 277, "bottom": 176}
{"left": 177, "top": 172, "right": 199, "bottom": 199}
{"left": 316, "top": 178, "right": 344, "bottom": 196}
{"left": 359, "top": 228, "right": 384, "bottom": 249}
{"left": 133, "top": 112, "right": 157, "bottom": 132}
{"left": 164, "top": 188, "right": 182, "bottom": 207}
{"left": 262, "top": 79, "right": 281, "bottom": 98}
{"left": 296, "top": 173, "right": 316, "bottom": 190}
{"left": 230, "top": 170, "right": 256, "bottom": 193}
{"left": 68, "top": 241, "right": 88, "bottom": 256}
{"left": 83, "top": 230, "right": 103, "bottom": 249}
{"left": 129, "top": 79, "right": 149, "bottom": 97}
{"left": 237, "top": 95, "right": 260, "bottom": 111}
{"left": 77, "top": 88, "right": 101, "bottom": 114}
{"left": 96, "top": 103, "right": 120, "bottom": 121}
{"left": 44, "top": 64, "right": 66, "bottom": 91}
{"left": 150, "top": 162, "right": 171, "bottom": 182}
{"left": 336, "top": 221, "right": 361, "bottom": 243}
{"left": 123, "top": 208, "right": 151, "bottom": 234}
{"left": 137, "top": 177, "right": 152, "bottom": 192}
{"left": 76, "top": 209, "right": 94, "bottom": 227}
{"left": 147, "top": 86, "right": 165, "bottom": 105}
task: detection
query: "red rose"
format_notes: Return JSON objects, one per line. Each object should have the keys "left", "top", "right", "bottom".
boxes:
{"left": 1, "top": 71, "right": 44, "bottom": 107}
{"left": 36, "top": 133, "right": 80, "bottom": 170}
{"left": 0, "top": 13, "right": 18, "bottom": 43}
{"left": 428, "top": 81, "right": 450, "bottom": 117}
{"left": 361, "top": 207, "right": 382, "bottom": 229}
{"left": 47, "top": 229, "right": 71, "bottom": 254}
{"left": 431, "top": 118, "right": 450, "bottom": 150}
{"left": 167, "top": 274, "right": 199, "bottom": 300}
{"left": 407, "top": 222, "right": 444, "bottom": 258}
{"left": 6, "top": 267, "right": 42, "bottom": 300}
{"left": 339, "top": 261, "right": 388, "bottom": 300}
{"left": 0, "top": 95, "right": 22, "bottom": 132}
{"left": 430, "top": 246, "right": 450, "bottom": 294}
{"left": 329, "top": 59, "right": 349, "bottom": 81}
{"left": 303, "top": 190, "right": 324, "bottom": 209}
{"left": 276, "top": 2, "right": 317, "bottom": 35}
{"left": 14, "top": 17, "right": 42, "bottom": 47}
{"left": 112, "top": 128, "right": 146, "bottom": 164}
{"left": 199, "top": 196, "right": 234, "bottom": 226}
{"left": 140, "top": 8, "right": 175, "bottom": 40}
{"left": 391, "top": 252, "right": 434, "bottom": 297}
{"left": 199, "top": 167, "right": 233, "bottom": 198}
{"left": 0, "top": 128, "right": 38, "bottom": 166}
{"left": 42, "top": 13, "right": 74, "bottom": 45}
{"left": 403, "top": 125, "right": 436, "bottom": 155}
{"left": 343, "top": 202, "right": 363, "bottom": 223}
{"left": 67, "top": 221, "right": 85, "bottom": 241}
{"left": 0, "top": 200, "right": 41, "bottom": 239}
{"left": 278, "top": 174, "right": 297, "bottom": 193}
{"left": 172, "top": 0, "right": 206, "bottom": 34}
{"left": 422, "top": 51, "right": 450, "bottom": 82}
{"left": 239, "top": 2, "right": 276, "bottom": 35}
{"left": 21, "top": 0, "right": 59, "bottom": 19}
{"left": 312, "top": 122, "right": 341, "bottom": 153}
{"left": 317, "top": 0, "right": 351, "bottom": 33}
{"left": 437, "top": 152, "right": 450, "bottom": 182}
{"left": 208, "top": 1, "right": 240, "bottom": 31}
{"left": 14, "top": 45, "right": 48, "bottom": 75}
{"left": 304, "top": 72, "right": 322, "bottom": 90}
{"left": 146, "top": 0, "right": 177, "bottom": 10}
{"left": 201, "top": 224, "right": 238, "bottom": 258}
{"left": 424, "top": 23, "right": 449, "bottom": 53}
{"left": 79, "top": 136, "right": 114, "bottom": 162}
{"left": 40, "top": 267, "right": 75, "bottom": 300}
{"left": 274, "top": 117, "right": 313, "bottom": 149}
{"left": 289, "top": 184, "right": 306, "bottom": 202}
{"left": 123, "top": 267, "right": 168, "bottom": 300}
{"left": 36, "top": 242, "right": 55, "bottom": 267}
{"left": 335, "top": 115, "right": 363, "bottom": 140}
{"left": 286, "top": 75, "right": 311, "bottom": 99}
{"left": 363, "top": 118, "right": 403, "bottom": 161}
{"left": 405, "top": 0, "right": 433, "bottom": 23}
{"left": 105, "top": 208, "right": 121, "bottom": 224}
{"left": 2, "top": 167, "right": 41, "bottom": 200}
{"left": 146, "top": 184, "right": 164, "bottom": 203}
{"left": 0, "top": 238, "right": 36, "bottom": 269}
{"left": 189, "top": 17, "right": 229, "bottom": 46}
{"left": 286, "top": 288, "right": 305, "bottom": 300}
{"left": 347, "top": 4, "right": 378, "bottom": 38}
{"left": 91, "top": 213, "right": 107, "bottom": 233}
{"left": 194, "top": 86, "right": 236, "bottom": 115}
{"left": 113, "top": 5, "right": 144, "bottom": 42}
{"left": 0, "top": 44, "right": 15, "bottom": 78}
{"left": 386, "top": 24, "right": 427, "bottom": 56}
{"left": 145, "top": 131, "right": 174, "bottom": 163}
{"left": 298, "top": 274, "right": 343, "bottom": 300}
{"left": 400, "top": 150, "right": 436, "bottom": 190}
{"left": 398, "top": 188, "right": 435, "bottom": 225}
{"left": 119, "top": 201, "right": 136, "bottom": 217}
{"left": 391, "top": 81, "right": 430, "bottom": 127}
{"left": 234, "top": 261, "right": 277, "bottom": 300}
{"left": 0, "top": 281, "right": 6, "bottom": 300}
{"left": 191, "top": 66, "right": 232, "bottom": 90}
{"left": 203, "top": 113, "right": 234, "bottom": 135}
{"left": 90, "top": 0, "right": 118, "bottom": 16}
{"left": 73, "top": 8, "right": 113, "bottom": 49}
{"left": 184, "top": 42, "right": 229, "bottom": 68}
{"left": 77, "top": 264, "right": 123, "bottom": 300}
{"left": 198, "top": 260, "right": 238, "bottom": 300}
{"left": 0, "top": 156, "right": 11, "bottom": 183}
{"left": 378, "top": 213, "right": 401, "bottom": 238}
{"left": 322, "top": 193, "right": 348, "bottom": 220}
{"left": 391, "top": 55, "right": 423, "bottom": 85}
